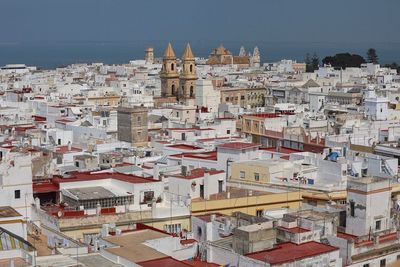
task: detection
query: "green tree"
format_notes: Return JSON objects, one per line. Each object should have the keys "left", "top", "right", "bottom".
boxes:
{"left": 366, "top": 48, "right": 379, "bottom": 64}
{"left": 311, "top": 53, "right": 320, "bottom": 71}
{"left": 305, "top": 53, "right": 312, "bottom": 72}
{"left": 322, "top": 53, "right": 366, "bottom": 69}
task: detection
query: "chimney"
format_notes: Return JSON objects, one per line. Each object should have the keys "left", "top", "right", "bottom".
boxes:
{"left": 210, "top": 214, "right": 216, "bottom": 222}
{"left": 204, "top": 169, "right": 210, "bottom": 200}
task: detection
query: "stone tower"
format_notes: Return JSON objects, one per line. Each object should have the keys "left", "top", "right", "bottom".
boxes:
{"left": 145, "top": 47, "right": 154, "bottom": 64}
{"left": 160, "top": 43, "right": 179, "bottom": 97}
{"left": 117, "top": 106, "right": 148, "bottom": 147}
{"left": 239, "top": 46, "right": 246, "bottom": 57}
{"left": 179, "top": 43, "right": 197, "bottom": 102}
{"left": 251, "top": 46, "right": 261, "bottom": 67}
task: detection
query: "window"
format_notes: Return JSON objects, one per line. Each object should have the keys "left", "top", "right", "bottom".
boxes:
{"left": 197, "top": 226, "right": 202, "bottom": 238}
{"left": 141, "top": 191, "right": 154, "bottom": 204}
{"left": 225, "top": 97, "right": 229, "bottom": 101}
{"left": 190, "top": 86, "right": 194, "bottom": 97}
{"left": 380, "top": 259, "right": 386, "bottom": 266}
{"left": 256, "top": 210, "right": 263, "bottom": 217}
{"left": 14, "top": 190, "right": 20, "bottom": 199}
{"left": 171, "top": 63, "right": 174, "bottom": 71}
{"left": 218, "top": 180, "right": 223, "bottom": 193}
{"left": 227, "top": 130, "right": 231, "bottom": 134}
{"left": 190, "top": 64, "right": 193, "bottom": 73}
{"left": 200, "top": 184, "right": 204, "bottom": 198}
{"left": 397, "top": 254, "right": 400, "bottom": 260}
{"left": 376, "top": 220, "right": 381, "bottom": 231}
{"left": 240, "top": 171, "right": 245, "bottom": 179}
{"left": 350, "top": 201, "right": 355, "bottom": 217}
{"left": 363, "top": 264, "right": 369, "bottom": 267}
{"left": 58, "top": 139, "right": 61, "bottom": 145}
{"left": 254, "top": 173, "right": 260, "bottom": 181}
{"left": 75, "top": 161, "right": 79, "bottom": 167}
{"left": 137, "top": 116, "right": 141, "bottom": 122}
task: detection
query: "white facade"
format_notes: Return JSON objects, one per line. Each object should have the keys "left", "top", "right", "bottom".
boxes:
{"left": 0, "top": 152, "right": 34, "bottom": 218}
{"left": 346, "top": 177, "right": 391, "bottom": 236}
{"left": 364, "top": 90, "right": 389, "bottom": 121}
{"left": 195, "top": 79, "right": 221, "bottom": 113}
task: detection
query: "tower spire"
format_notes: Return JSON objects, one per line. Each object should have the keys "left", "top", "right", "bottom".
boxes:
{"left": 182, "top": 43, "right": 194, "bottom": 60}
{"left": 163, "top": 42, "right": 176, "bottom": 59}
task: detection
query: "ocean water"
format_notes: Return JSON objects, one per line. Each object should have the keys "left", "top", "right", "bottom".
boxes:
{"left": 0, "top": 41, "right": 399, "bottom": 69}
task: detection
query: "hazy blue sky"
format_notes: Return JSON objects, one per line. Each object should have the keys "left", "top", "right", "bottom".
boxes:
{"left": 0, "top": 0, "right": 399, "bottom": 44}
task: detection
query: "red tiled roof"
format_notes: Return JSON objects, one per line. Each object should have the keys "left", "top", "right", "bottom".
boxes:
{"left": 336, "top": 231, "right": 358, "bottom": 241}
{"left": 138, "top": 257, "right": 192, "bottom": 267}
{"left": 170, "top": 168, "right": 224, "bottom": 180}
{"left": 195, "top": 128, "right": 214, "bottom": 131}
{"left": 195, "top": 213, "right": 225, "bottom": 223}
{"left": 260, "top": 147, "right": 302, "bottom": 154}
{"left": 180, "top": 239, "right": 196, "bottom": 245}
{"left": 53, "top": 171, "right": 158, "bottom": 185}
{"left": 169, "top": 151, "right": 218, "bottom": 161}
{"left": 55, "top": 146, "right": 82, "bottom": 154}
{"left": 246, "top": 241, "right": 338, "bottom": 265}
{"left": 217, "top": 142, "right": 259, "bottom": 150}
{"left": 33, "top": 180, "right": 59, "bottom": 193}
{"left": 15, "top": 125, "right": 36, "bottom": 132}
{"left": 167, "top": 144, "right": 203, "bottom": 150}
{"left": 183, "top": 259, "right": 219, "bottom": 267}
{"left": 32, "top": 115, "right": 46, "bottom": 122}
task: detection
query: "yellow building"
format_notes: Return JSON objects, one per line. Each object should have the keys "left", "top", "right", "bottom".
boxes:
{"left": 73, "top": 95, "right": 121, "bottom": 107}
{"left": 230, "top": 159, "right": 294, "bottom": 184}
{"left": 191, "top": 187, "right": 302, "bottom": 217}
{"left": 219, "top": 87, "right": 266, "bottom": 108}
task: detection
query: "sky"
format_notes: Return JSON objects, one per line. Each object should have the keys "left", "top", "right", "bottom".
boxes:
{"left": 0, "top": 0, "right": 399, "bottom": 44}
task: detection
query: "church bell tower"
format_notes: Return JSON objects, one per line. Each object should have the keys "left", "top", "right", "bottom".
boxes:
{"left": 160, "top": 43, "right": 179, "bottom": 97}
{"left": 179, "top": 43, "right": 197, "bottom": 103}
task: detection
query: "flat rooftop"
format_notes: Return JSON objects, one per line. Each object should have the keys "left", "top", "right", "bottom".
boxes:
{"left": 104, "top": 229, "right": 169, "bottom": 263}
{"left": 65, "top": 186, "right": 116, "bottom": 200}
{"left": 348, "top": 176, "right": 389, "bottom": 184}
{"left": 193, "top": 187, "right": 273, "bottom": 202}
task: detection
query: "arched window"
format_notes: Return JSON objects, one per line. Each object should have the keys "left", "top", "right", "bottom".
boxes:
{"left": 171, "top": 63, "right": 174, "bottom": 71}
{"left": 190, "top": 64, "right": 193, "bottom": 73}
{"left": 190, "top": 86, "right": 194, "bottom": 97}
{"left": 171, "top": 84, "right": 176, "bottom": 95}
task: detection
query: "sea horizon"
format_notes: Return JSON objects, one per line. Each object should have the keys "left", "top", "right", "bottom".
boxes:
{"left": 1, "top": 40, "right": 399, "bottom": 69}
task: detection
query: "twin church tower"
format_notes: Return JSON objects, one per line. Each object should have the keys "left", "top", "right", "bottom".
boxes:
{"left": 160, "top": 43, "right": 197, "bottom": 103}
